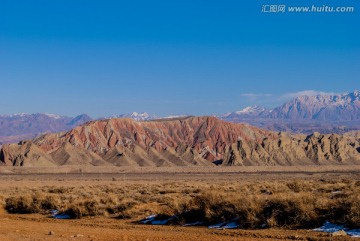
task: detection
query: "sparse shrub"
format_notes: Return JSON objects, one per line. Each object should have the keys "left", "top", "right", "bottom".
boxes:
{"left": 65, "top": 205, "right": 83, "bottom": 219}
{"left": 40, "top": 195, "right": 59, "bottom": 210}
{"left": 64, "top": 200, "right": 101, "bottom": 218}
{"left": 287, "top": 180, "right": 302, "bottom": 193}
{"left": 262, "top": 194, "right": 319, "bottom": 228}
{"left": 112, "top": 200, "right": 138, "bottom": 219}
{"left": 2, "top": 177, "right": 360, "bottom": 230}
{"left": 5, "top": 194, "right": 59, "bottom": 214}
{"left": 328, "top": 194, "right": 360, "bottom": 228}
{"left": 175, "top": 192, "right": 261, "bottom": 227}
{"left": 5, "top": 195, "right": 36, "bottom": 214}
{"left": 348, "top": 194, "right": 360, "bottom": 228}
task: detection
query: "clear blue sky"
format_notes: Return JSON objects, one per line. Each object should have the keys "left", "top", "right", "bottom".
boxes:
{"left": 0, "top": 0, "right": 359, "bottom": 117}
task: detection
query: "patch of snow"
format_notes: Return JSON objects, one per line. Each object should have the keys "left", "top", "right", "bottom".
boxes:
{"left": 151, "top": 219, "right": 170, "bottom": 225}
{"left": 313, "top": 221, "right": 345, "bottom": 233}
{"left": 348, "top": 229, "right": 360, "bottom": 238}
{"left": 50, "top": 210, "right": 72, "bottom": 219}
{"left": 221, "top": 112, "right": 232, "bottom": 118}
{"left": 139, "top": 214, "right": 157, "bottom": 224}
{"left": 208, "top": 222, "right": 227, "bottom": 229}
{"left": 44, "top": 113, "right": 62, "bottom": 119}
{"left": 183, "top": 221, "right": 203, "bottom": 226}
{"left": 9, "top": 113, "right": 29, "bottom": 117}
{"left": 131, "top": 112, "right": 149, "bottom": 118}
{"left": 208, "top": 219, "right": 240, "bottom": 229}
{"left": 162, "top": 114, "right": 189, "bottom": 119}
{"left": 314, "top": 221, "right": 360, "bottom": 238}
{"left": 112, "top": 112, "right": 156, "bottom": 121}
{"left": 221, "top": 221, "right": 240, "bottom": 229}
{"left": 331, "top": 190, "right": 343, "bottom": 194}
{"left": 139, "top": 214, "right": 177, "bottom": 225}
{"left": 235, "top": 106, "right": 265, "bottom": 115}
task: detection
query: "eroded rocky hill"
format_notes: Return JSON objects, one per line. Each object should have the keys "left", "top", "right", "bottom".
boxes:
{"left": 0, "top": 117, "right": 359, "bottom": 167}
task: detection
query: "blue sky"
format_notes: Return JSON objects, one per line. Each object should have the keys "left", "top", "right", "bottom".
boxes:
{"left": 0, "top": 0, "right": 359, "bottom": 117}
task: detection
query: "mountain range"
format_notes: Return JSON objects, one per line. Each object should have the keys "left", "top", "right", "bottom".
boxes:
{"left": 0, "top": 113, "right": 91, "bottom": 145}
{"left": 110, "top": 112, "right": 157, "bottom": 121}
{"left": 0, "top": 90, "right": 359, "bottom": 145}
{"left": 1, "top": 116, "right": 359, "bottom": 167}
{"left": 221, "top": 90, "right": 360, "bottom": 133}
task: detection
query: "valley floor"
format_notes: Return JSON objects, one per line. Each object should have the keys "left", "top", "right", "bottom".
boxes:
{"left": 0, "top": 171, "right": 359, "bottom": 241}
{"left": 0, "top": 213, "right": 351, "bottom": 241}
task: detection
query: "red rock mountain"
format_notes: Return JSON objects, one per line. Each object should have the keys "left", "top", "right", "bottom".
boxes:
{"left": 0, "top": 116, "right": 359, "bottom": 167}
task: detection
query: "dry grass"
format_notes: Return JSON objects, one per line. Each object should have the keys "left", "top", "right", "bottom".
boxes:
{"left": 1, "top": 176, "right": 360, "bottom": 230}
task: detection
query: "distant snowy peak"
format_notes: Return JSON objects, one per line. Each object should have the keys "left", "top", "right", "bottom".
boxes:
{"left": 223, "top": 90, "right": 360, "bottom": 122}
{"left": 114, "top": 112, "right": 157, "bottom": 121}
{"left": 222, "top": 106, "right": 271, "bottom": 119}
{"left": 130, "top": 112, "right": 157, "bottom": 121}
{"left": 1, "top": 113, "right": 66, "bottom": 120}
{"left": 131, "top": 112, "right": 150, "bottom": 118}
{"left": 162, "top": 114, "right": 190, "bottom": 119}
{"left": 235, "top": 106, "right": 269, "bottom": 115}
{"left": 270, "top": 90, "right": 360, "bottom": 120}
{"left": 11, "top": 113, "right": 29, "bottom": 117}
{"left": 110, "top": 112, "right": 191, "bottom": 121}
{"left": 291, "top": 90, "right": 360, "bottom": 107}
{"left": 44, "top": 113, "right": 63, "bottom": 120}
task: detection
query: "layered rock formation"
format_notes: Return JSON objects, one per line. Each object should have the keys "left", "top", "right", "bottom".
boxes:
{"left": 0, "top": 117, "right": 359, "bottom": 167}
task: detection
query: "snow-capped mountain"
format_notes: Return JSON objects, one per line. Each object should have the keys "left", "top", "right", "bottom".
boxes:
{"left": 235, "top": 106, "right": 268, "bottom": 115}
{"left": 269, "top": 90, "right": 360, "bottom": 121}
{"left": 1, "top": 90, "right": 359, "bottom": 144}
{"left": 222, "top": 106, "right": 271, "bottom": 119}
{"left": 162, "top": 114, "right": 190, "bottom": 119}
{"left": 224, "top": 90, "right": 360, "bottom": 121}
{"left": 222, "top": 90, "right": 360, "bottom": 133}
{"left": 112, "top": 112, "right": 157, "bottom": 121}
{"left": 109, "top": 112, "right": 191, "bottom": 121}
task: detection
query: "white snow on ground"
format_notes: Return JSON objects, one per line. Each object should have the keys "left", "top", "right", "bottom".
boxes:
{"left": 208, "top": 219, "right": 240, "bottom": 229}
{"left": 50, "top": 210, "right": 72, "bottom": 219}
{"left": 183, "top": 221, "right": 203, "bottom": 226}
{"left": 314, "top": 221, "right": 360, "bottom": 238}
{"left": 138, "top": 214, "right": 360, "bottom": 235}
{"left": 139, "top": 214, "right": 240, "bottom": 229}
{"left": 139, "top": 214, "right": 177, "bottom": 225}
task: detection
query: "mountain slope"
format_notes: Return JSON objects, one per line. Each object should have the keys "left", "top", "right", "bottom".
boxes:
{"left": 1, "top": 117, "right": 359, "bottom": 167}
{"left": 270, "top": 90, "right": 360, "bottom": 120}
{"left": 222, "top": 90, "right": 360, "bottom": 133}
{"left": 0, "top": 113, "right": 92, "bottom": 145}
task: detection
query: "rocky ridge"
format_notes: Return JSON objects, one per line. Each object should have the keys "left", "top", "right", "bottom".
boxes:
{"left": 222, "top": 90, "right": 360, "bottom": 133}
{"left": 0, "top": 116, "right": 359, "bottom": 167}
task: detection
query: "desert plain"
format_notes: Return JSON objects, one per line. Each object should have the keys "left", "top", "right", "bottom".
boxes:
{"left": 0, "top": 166, "right": 359, "bottom": 241}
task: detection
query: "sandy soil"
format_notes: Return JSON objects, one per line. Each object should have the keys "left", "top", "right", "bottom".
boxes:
{"left": 0, "top": 212, "right": 351, "bottom": 241}
{"left": 3, "top": 165, "right": 360, "bottom": 175}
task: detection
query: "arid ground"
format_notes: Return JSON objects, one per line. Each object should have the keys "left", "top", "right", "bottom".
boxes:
{"left": 0, "top": 168, "right": 359, "bottom": 241}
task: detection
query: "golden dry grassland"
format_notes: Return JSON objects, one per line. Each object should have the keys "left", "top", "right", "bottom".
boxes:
{"left": 0, "top": 172, "right": 359, "bottom": 231}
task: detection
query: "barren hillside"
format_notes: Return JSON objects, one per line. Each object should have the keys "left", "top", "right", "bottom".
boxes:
{"left": 1, "top": 116, "right": 359, "bottom": 167}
